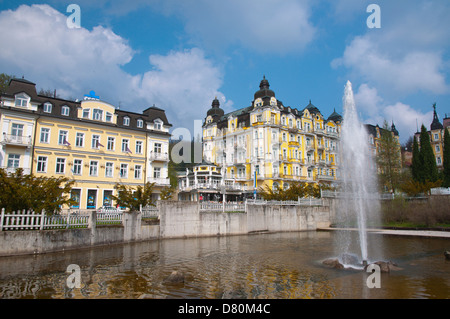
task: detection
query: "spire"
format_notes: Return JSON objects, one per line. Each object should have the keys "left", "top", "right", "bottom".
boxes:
{"left": 430, "top": 103, "right": 443, "bottom": 130}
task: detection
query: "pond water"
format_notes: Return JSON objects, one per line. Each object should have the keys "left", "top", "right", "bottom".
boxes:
{"left": 0, "top": 230, "right": 449, "bottom": 299}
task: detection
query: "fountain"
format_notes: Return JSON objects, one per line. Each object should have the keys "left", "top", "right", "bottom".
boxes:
{"left": 324, "top": 81, "right": 383, "bottom": 270}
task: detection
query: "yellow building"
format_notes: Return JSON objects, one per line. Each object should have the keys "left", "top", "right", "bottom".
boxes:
{"left": 202, "top": 76, "right": 341, "bottom": 198}
{"left": 1, "top": 78, "right": 172, "bottom": 209}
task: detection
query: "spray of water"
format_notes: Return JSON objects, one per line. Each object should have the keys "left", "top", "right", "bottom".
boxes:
{"left": 336, "top": 81, "right": 381, "bottom": 266}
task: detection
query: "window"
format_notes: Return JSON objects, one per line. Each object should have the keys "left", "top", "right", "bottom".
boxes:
{"left": 282, "top": 133, "right": 286, "bottom": 141}
{"left": 7, "top": 154, "right": 20, "bottom": 168}
{"left": 75, "top": 132, "right": 84, "bottom": 147}
{"left": 437, "top": 157, "right": 442, "bottom": 165}
{"left": 93, "top": 109, "right": 103, "bottom": 121}
{"left": 82, "top": 108, "right": 90, "bottom": 119}
{"left": 89, "top": 161, "right": 98, "bottom": 176}
{"left": 107, "top": 137, "right": 115, "bottom": 151}
{"left": 154, "top": 143, "right": 162, "bottom": 153}
{"left": 37, "top": 156, "right": 47, "bottom": 173}
{"left": 153, "top": 167, "right": 161, "bottom": 179}
{"left": 288, "top": 119, "right": 293, "bottom": 127}
{"left": 56, "top": 158, "right": 66, "bottom": 174}
{"left": 134, "top": 165, "right": 142, "bottom": 179}
{"left": 436, "top": 145, "right": 440, "bottom": 152}
{"left": 256, "top": 115, "right": 262, "bottom": 122}
{"left": 105, "top": 112, "right": 113, "bottom": 122}
{"left": 15, "top": 94, "right": 28, "bottom": 107}
{"left": 92, "top": 135, "right": 100, "bottom": 149}
{"left": 434, "top": 133, "right": 439, "bottom": 141}
{"left": 43, "top": 103, "right": 52, "bottom": 113}
{"left": 137, "top": 119, "right": 144, "bottom": 128}
{"left": 40, "top": 128, "right": 50, "bottom": 143}
{"left": 255, "top": 165, "right": 260, "bottom": 175}
{"left": 136, "top": 140, "right": 143, "bottom": 154}
{"left": 11, "top": 123, "right": 24, "bottom": 137}
{"left": 58, "top": 130, "right": 69, "bottom": 145}
{"left": 122, "top": 139, "right": 130, "bottom": 153}
{"left": 105, "top": 162, "right": 114, "bottom": 178}
{"left": 154, "top": 121, "right": 161, "bottom": 130}
{"left": 61, "top": 105, "right": 70, "bottom": 116}
{"left": 120, "top": 164, "right": 128, "bottom": 178}
{"left": 73, "top": 159, "right": 82, "bottom": 175}
{"left": 123, "top": 117, "right": 130, "bottom": 126}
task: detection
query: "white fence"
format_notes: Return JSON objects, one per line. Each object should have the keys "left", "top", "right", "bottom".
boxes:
{"left": 199, "top": 202, "right": 246, "bottom": 212}
{"left": 140, "top": 205, "right": 159, "bottom": 218}
{"left": 430, "top": 187, "right": 450, "bottom": 195}
{"left": 246, "top": 198, "right": 323, "bottom": 206}
{"left": 0, "top": 209, "right": 90, "bottom": 231}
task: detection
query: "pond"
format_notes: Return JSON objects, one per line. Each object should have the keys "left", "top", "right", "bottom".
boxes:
{"left": 0, "top": 230, "right": 449, "bottom": 299}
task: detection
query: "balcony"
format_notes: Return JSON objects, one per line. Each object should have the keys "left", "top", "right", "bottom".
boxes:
{"left": 1, "top": 134, "right": 32, "bottom": 148}
{"left": 316, "top": 174, "right": 335, "bottom": 181}
{"left": 147, "top": 177, "right": 171, "bottom": 186}
{"left": 148, "top": 152, "right": 169, "bottom": 162}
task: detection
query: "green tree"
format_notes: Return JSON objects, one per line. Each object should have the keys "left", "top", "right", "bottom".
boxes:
{"left": 111, "top": 182, "right": 156, "bottom": 211}
{"left": 419, "top": 124, "right": 439, "bottom": 182}
{"left": 376, "top": 121, "right": 402, "bottom": 192}
{"left": 0, "top": 73, "right": 14, "bottom": 94}
{"left": 0, "top": 168, "right": 75, "bottom": 213}
{"left": 411, "top": 135, "right": 422, "bottom": 182}
{"left": 443, "top": 128, "right": 450, "bottom": 187}
{"left": 160, "top": 185, "right": 175, "bottom": 200}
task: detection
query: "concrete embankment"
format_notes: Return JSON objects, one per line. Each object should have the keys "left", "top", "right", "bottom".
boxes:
{"left": 0, "top": 201, "right": 331, "bottom": 256}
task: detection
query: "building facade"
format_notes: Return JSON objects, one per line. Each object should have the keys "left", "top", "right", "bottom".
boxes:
{"left": 0, "top": 78, "right": 171, "bottom": 209}
{"left": 414, "top": 103, "right": 450, "bottom": 170}
{"left": 199, "top": 76, "right": 342, "bottom": 199}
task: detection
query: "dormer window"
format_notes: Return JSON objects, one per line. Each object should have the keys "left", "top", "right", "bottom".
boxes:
{"left": 137, "top": 119, "right": 144, "bottom": 128}
{"left": 154, "top": 120, "right": 162, "bottom": 130}
{"left": 43, "top": 103, "right": 52, "bottom": 113}
{"left": 123, "top": 116, "right": 130, "bottom": 126}
{"left": 93, "top": 109, "right": 103, "bottom": 121}
{"left": 105, "top": 112, "right": 113, "bottom": 122}
{"left": 82, "top": 108, "right": 90, "bottom": 119}
{"left": 61, "top": 105, "right": 70, "bottom": 116}
{"left": 15, "top": 94, "right": 29, "bottom": 107}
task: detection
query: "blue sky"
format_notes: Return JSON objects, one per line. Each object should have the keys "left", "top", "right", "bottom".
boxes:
{"left": 0, "top": 0, "right": 449, "bottom": 143}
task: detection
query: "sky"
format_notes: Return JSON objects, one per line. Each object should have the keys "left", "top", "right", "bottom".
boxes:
{"left": 0, "top": 0, "right": 449, "bottom": 143}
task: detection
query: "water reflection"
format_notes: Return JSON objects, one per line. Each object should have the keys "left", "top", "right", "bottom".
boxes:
{"left": 0, "top": 231, "right": 448, "bottom": 299}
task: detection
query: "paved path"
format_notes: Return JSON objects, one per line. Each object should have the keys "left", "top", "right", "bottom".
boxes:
{"left": 319, "top": 227, "right": 450, "bottom": 239}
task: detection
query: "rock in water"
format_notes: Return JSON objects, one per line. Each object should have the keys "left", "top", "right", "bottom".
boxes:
{"left": 164, "top": 271, "right": 185, "bottom": 284}
{"left": 322, "top": 258, "right": 344, "bottom": 269}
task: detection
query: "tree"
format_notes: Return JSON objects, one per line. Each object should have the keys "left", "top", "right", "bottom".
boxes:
{"left": 0, "top": 168, "right": 75, "bottom": 213}
{"left": 443, "top": 128, "right": 450, "bottom": 187}
{"left": 0, "top": 73, "right": 14, "bottom": 94}
{"left": 160, "top": 185, "right": 175, "bottom": 200}
{"left": 411, "top": 135, "right": 422, "bottom": 182}
{"left": 376, "top": 121, "right": 402, "bottom": 193}
{"left": 111, "top": 182, "right": 156, "bottom": 211}
{"left": 419, "top": 124, "right": 439, "bottom": 183}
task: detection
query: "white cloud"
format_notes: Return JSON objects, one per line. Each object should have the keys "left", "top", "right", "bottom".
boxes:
{"left": 354, "top": 84, "right": 433, "bottom": 143}
{"left": 0, "top": 4, "right": 229, "bottom": 132}
{"left": 332, "top": 36, "right": 449, "bottom": 96}
{"left": 136, "top": 48, "right": 233, "bottom": 130}
{"left": 332, "top": 1, "right": 450, "bottom": 97}
{"left": 157, "top": 0, "right": 316, "bottom": 54}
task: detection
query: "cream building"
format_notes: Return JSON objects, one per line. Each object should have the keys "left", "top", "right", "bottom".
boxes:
{"left": 1, "top": 78, "right": 171, "bottom": 209}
